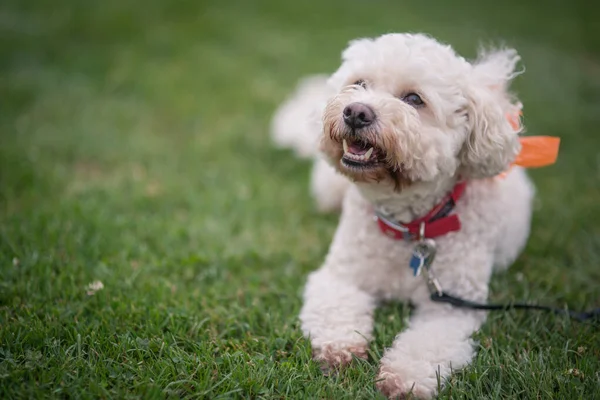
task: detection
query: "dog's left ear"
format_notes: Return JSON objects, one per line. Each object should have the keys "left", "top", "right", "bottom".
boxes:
{"left": 459, "top": 49, "right": 523, "bottom": 178}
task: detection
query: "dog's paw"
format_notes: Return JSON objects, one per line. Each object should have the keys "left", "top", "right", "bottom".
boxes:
{"left": 313, "top": 342, "right": 368, "bottom": 372}
{"left": 376, "top": 367, "right": 431, "bottom": 400}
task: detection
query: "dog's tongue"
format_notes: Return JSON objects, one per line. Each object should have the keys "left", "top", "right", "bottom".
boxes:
{"left": 348, "top": 142, "right": 369, "bottom": 155}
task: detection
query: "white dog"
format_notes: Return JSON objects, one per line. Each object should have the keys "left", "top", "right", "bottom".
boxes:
{"left": 271, "top": 33, "right": 534, "bottom": 398}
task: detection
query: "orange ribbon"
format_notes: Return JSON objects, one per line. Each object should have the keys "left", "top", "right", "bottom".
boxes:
{"left": 513, "top": 136, "right": 561, "bottom": 168}
{"left": 497, "top": 109, "right": 560, "bottom": 178}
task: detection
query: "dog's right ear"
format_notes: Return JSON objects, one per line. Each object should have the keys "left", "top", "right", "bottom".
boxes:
{"left": 340, "top": 38, "right": 375, "bottom": 63}
{"left": 327, "top": 38, "right": 374, "bottom": 90}
{"left": 459, "top": 49, "right": 523, "bottom": 178}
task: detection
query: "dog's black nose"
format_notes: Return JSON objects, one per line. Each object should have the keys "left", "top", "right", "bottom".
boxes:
{"left": 343, "top": 103, "right": 375, "bottom": 129}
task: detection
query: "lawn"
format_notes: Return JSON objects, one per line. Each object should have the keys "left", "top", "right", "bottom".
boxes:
{"left": 1, "top": 0, "right": 599, "bottom": 398}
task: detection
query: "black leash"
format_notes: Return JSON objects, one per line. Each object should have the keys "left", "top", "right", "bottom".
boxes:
{"left": 431, "top": 292, "right": 600, "bottom": 322}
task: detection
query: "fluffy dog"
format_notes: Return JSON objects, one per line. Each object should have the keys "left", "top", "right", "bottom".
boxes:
{"left": 272, "top": 33, "right": 534, "bottom": 398}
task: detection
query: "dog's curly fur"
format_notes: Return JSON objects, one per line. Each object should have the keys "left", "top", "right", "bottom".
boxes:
{"left": 271, "top": 33, "right": 534, "bottom": 399}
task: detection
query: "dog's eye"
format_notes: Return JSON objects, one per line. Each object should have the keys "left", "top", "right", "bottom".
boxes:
{"left": 402, "top": 93, "right": 425, "bottom": 107}
{"left": 353, "top": 80, "right": 367, "bottom": 88}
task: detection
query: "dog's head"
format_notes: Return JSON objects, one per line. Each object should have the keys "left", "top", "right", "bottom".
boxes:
{"left": 321, "top": 33, "right": 523, "bottom": 188}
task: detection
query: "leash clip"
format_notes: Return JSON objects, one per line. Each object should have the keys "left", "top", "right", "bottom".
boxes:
{"left": 408, "top": 223, "right": 443, "bottom": 296}
{"left": 417, "top": 223, "right": 444, "bottom": 296}
{"left": 423, "top": 268, "right": 444, "bottom": 297}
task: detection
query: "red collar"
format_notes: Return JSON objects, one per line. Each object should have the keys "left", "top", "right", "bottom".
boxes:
{"left": 375, "top": 182, "right": 467, "bottom": 241}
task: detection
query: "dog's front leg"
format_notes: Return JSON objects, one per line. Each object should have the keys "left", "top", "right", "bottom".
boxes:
{"left": 299, "top": 267, "right": 376, "bottom": 370}
{"left": 376, "top": 246, "right": 494, "bottom": 399}
{"left": 376, "top": 304, "right": 487, "bottom": 399}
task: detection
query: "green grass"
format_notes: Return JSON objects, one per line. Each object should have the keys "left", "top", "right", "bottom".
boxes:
{"left": 1, "top": 0, "right": 599, "bottom": 398}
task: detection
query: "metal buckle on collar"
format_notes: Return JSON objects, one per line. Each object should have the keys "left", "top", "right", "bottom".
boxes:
{"left": 374, "top": 211, "right": 415, "bottom": 241}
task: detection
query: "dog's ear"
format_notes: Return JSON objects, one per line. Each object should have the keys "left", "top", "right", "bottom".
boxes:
{"left": 459, "top": 49, "right": 523, "bottom": 178}
{"left": 327, "top": 38, "right": 374, "bottom": 89}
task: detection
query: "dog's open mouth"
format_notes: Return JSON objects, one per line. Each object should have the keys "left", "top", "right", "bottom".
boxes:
{"left": 341, "top": 138, "right": 381, "bottom": 168}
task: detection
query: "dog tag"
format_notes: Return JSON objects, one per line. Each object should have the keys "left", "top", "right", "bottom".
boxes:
{"left": 409, "top": 239, "right": 436, "bottom": 277}
{"left": 409, "top": 252, "right": 424, "bottom": 276}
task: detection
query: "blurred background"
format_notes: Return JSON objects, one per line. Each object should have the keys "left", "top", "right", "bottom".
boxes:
{"left": 1, "top": 0, "right": 599, "bottom": 398}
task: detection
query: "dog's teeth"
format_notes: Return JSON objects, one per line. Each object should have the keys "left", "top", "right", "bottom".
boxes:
{"left": 365, "top": 147, "right": 374, "bottom": 160}
{"left": 343, "top": 139, "right": 348, "bottom": 154}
